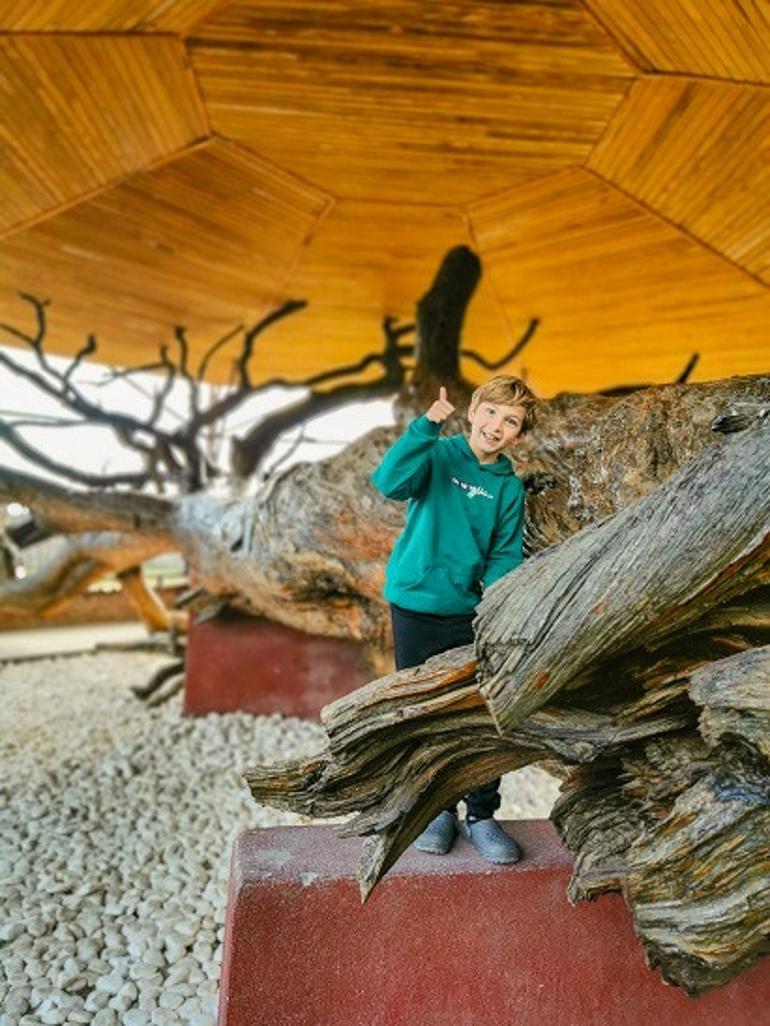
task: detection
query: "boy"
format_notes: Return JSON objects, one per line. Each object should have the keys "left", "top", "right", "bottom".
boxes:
{"left": 371, "top": 375, "right": 537, "bottom": 863}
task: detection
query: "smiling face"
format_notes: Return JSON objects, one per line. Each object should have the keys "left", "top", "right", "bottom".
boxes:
{"left": 467, "top": 399, "right": 526, "bottom": 463}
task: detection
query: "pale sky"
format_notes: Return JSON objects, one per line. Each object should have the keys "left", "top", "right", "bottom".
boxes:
{"left": 0, "top": 342, "right": 396, "bottom": 495}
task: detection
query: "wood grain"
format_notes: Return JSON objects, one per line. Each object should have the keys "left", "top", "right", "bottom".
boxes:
{"left": 0, "top": 139, "right": 332, "bottom": 380}
{"left": 583, "top": 0, "right": 770, "bottom": 82}
{"left": 0, "top": 35, "right": 207, "bottom": 233}
{"left": 190, "top": 0, "right": 632, "bottom": 203}
{"left": 467, "top": 167, "right": 770, "bottom": 396}
{"left": 589, "top": 76, "right": 770, "bottom": 283}
{"left": 0, "top": 0, "right": 225, "bottom": 32}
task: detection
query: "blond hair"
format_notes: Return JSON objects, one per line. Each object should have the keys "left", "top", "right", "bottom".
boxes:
{"left": 470, "top": 375, "right": 538, "bottom": 433}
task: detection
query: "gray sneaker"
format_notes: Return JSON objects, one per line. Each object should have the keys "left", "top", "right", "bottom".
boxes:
{"left": 413, "top": 811, "right": 458, "bottom": 855}
{"left": 462, "top": 817, "right": 522, "bottom": 864}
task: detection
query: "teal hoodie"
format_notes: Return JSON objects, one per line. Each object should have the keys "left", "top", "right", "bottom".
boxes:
{"left": 371, "top": 415, "right": 525, "bottom": 615}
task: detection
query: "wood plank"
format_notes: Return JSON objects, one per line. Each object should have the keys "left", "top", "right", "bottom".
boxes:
{"left": 467, "top": 168, "right": 770, "bottom": 396}
{"left": 589, "top": 77, "right": 770, "bottom": 283}
{"left": 583, "top": 0, "right": 770, "bottom": 82}
{"left": 0, "top": 35, "right": 207, "bottom": 233}
{"left": 0, "top": 139, "right": 332, "bottom": 380}
{"left": 190, "top": 0, "right": 632, "bottom": 203}
{"left": 0, "top": 0, "right": 225, "bottom": 31}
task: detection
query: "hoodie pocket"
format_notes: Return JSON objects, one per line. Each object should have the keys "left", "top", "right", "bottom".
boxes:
{"left": 394, "top": 562, "right": 482, "bottom": 597}
{"left": 448, "top": 562, "right": 484, "bottom": 596}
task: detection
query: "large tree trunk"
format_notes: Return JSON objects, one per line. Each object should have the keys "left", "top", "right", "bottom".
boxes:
{"left": 3, "top": 378, "right": 767, "bottom": 644}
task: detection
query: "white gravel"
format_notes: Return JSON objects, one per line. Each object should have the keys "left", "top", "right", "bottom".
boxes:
{"left": 0, "top": 650, "right": 560, "bottom": 1025}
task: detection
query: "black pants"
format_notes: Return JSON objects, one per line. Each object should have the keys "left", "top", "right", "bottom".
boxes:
{"left": 390, "top": 604, "right": 501, "bottom": 820}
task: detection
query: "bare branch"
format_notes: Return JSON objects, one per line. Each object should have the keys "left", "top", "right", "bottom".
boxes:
{"left": 62, "top": 334, "right": 98, "bottom": 383}
{"left": 146, "top": 345, "right": 177, "bottom": 429}
{"left": 260, "top": 426, "right": 307, "bottom": 482}
{"left": 0, "top": 464, "right": 173, "bottom": 537}
{"left": 196, "top": 323, "right": 244, "bottom": 383}
{"left": 0, "top": 412, "right": 82, "bottom": 427}
{"left": 173, "top": 326, "right": 190, "bottom": 379}
{"left": 236, "top": 300, "right": 307, "bottom": 390}
{"left": 96, "top": 361, "right": 169, "bottom": 383}
{"left": 0, "top": 421, "right": 155, "bottom": 488}
{"left": 185, "top": 300, "right": 307, "bottom": 433}
{"left": 0, "top": 292, "right": 49, "bottom": 349}
{"left": 676, "top": 352, "right": 700, "bottom": 384}
{"left": 461, "top": 317, "right": 539, "bottom": 370}
{"left": 0, "top": 346, "right": 178, "bottom": 447}
{"left": 231, "top": 373, "right": 403, "bottom": 478}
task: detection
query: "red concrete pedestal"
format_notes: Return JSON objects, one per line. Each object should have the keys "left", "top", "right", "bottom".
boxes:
{"left": 218, "top": 821, "right": 769, "bottom": 1026}
{"left": 184, "top": 611, "right": 372, "bottom": 719}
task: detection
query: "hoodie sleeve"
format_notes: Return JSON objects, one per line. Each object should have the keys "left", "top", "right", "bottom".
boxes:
{"left": 371, "top": 415, "right": 441, "bottom": 500}
{"left": 481, "top": 477, "right": 525, "bottom": 590}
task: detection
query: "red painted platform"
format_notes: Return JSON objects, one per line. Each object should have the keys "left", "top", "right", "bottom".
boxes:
{"left": 218, "top": 820, "right": 769, "bottom": 1026}
{"left": 184, "top": 610, "right": 372, "bottom": 719}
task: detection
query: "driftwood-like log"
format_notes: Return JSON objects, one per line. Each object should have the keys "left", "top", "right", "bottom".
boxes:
{"left": 477, "top": 422, "right": 770, "bottom": 732}
{"left": 0, "top": 528, "right": 169, "bottom": 619}
{"left": 554, "top": 647, "right": 770, "bottom": 994}
{"left": 245, "top": 420, "right": 770, "bottom": 995}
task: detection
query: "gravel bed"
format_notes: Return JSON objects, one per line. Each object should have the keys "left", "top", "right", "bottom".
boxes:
{"left": 0, "top": 650, "right": 560, "bottom": 1026}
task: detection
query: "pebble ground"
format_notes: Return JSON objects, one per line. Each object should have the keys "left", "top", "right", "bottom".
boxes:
{"left": 0, "top": 651, "right": 560, "bottom": 1025}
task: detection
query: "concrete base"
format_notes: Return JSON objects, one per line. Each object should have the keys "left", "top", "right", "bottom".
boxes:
{"left": 184, "top": 610, "right": 372, "bottom": 719}
{"left": 218, "top": 821, "right": 769, "bottom": 1026}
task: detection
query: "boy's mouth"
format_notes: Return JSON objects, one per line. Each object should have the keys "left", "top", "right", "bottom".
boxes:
{"left": 481, "top": 431, "right": 500, "bottom": 445}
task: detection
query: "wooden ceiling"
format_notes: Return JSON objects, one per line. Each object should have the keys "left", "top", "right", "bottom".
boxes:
{"left": 0, "top": 0, "right": 768, "bottom": 396}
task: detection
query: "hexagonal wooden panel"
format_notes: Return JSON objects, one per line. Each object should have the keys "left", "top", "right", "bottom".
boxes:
{"left": 583, "top": 0, "right": 770, "bottom": 82}
{"left": 189, "top": 0, "right": 633, "bottom": 204}
{"left": 589, "top": 77, "right": 770, "bottom": 284}
{"left": 261, "top": 199, "right": 515, "bottom": 383}
{"left": 467, "top": 168, "right": 770, "bottom": 396}
{"left": 0, "top": 139, "right": 332, "bottom": 378}
{"left": 0, "top": 0, "right": 224, "bottom": 32}
{"left": 0, "top": 35, "right": 207, "bottom": 234}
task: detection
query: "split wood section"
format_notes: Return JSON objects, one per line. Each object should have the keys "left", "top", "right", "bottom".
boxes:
{"left": 245, "top": 420, "right": 770, "bottom": 996}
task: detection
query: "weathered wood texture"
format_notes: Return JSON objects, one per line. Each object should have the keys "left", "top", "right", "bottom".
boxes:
{"left": 244, "top": 418, "right": 769, "bottom": 995}
{"left": 2, "top": 378, "right": 767, "bottom": 641}
{"left": 478, "top": 422, "right": 770, "bottom": 732}
{"left": 554, "top": 647, "right": 770, "bottom": 994}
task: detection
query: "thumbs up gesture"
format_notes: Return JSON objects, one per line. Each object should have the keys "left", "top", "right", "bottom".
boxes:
{"left": 426, "top": 386, "right": 455, "bottom": 424}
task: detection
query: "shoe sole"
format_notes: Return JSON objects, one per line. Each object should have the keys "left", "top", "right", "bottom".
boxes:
{"left": 461, "top": 823, "right": 522, "bottom": 864}
{"left": 413, "top": 843, "right": 454, "bottom": 855}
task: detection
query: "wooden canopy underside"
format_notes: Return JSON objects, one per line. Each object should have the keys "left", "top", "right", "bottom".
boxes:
{"left": 1, "top": 1, "right": 769, "bottom": 394}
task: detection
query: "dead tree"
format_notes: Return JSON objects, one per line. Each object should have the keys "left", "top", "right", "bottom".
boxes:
{"left": 244, "top": 410, "right": 769, "bottom": 997}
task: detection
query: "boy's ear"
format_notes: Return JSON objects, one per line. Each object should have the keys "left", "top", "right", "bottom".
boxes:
{"left": 467, "top": 403, "right": 476, "bottom": 421}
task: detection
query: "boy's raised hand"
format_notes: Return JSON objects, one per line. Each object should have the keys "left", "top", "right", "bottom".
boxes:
{"left": 426, "top": 386, "right": 455, "bottom": 424}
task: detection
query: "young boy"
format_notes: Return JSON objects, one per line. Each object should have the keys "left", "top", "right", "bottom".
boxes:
{"left": 371, "top": 375, "right": 537, "bottom": 863}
